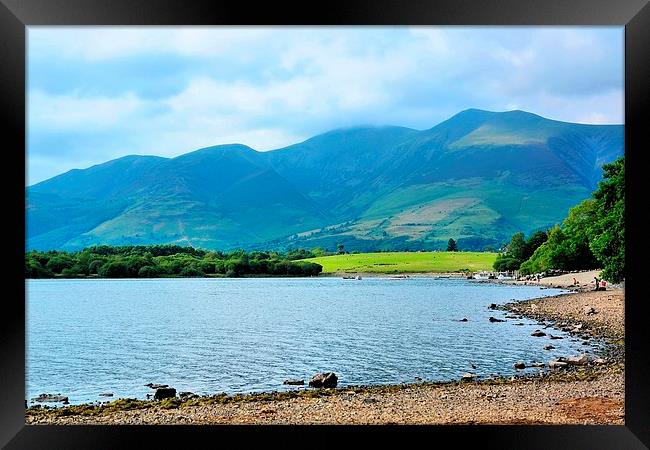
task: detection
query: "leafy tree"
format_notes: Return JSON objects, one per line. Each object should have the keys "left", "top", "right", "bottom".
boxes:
{"left": 524, "top": 230, "right": 548, "bottom": 260}
{"left": 588, "top": 157, "right": 625, "bottom": 282}
{"left": 98, "top": 261, "right": 130, "bottom": 278}
{"left": 45, "top": 255, "right": 75, "bottom": 273}
{"left": 180, "top": 265, "right": 205, "bottom": 277}
{"left": 138, "top": 265, "right": 162, "bottom": 278}
{"left": 507, "top": 232, "right": 527, "bottom": 262}
{"left": 517, "top": 156, "right": 624, "bottom": 281}
{"left": 446, "top": 238, "right": 458, "bottom": 252}
{"left": 336, "top": 244, "right": 345, "bottom": 255}
{"left": 25, "top": 257, "right": 53, "bottom": 278}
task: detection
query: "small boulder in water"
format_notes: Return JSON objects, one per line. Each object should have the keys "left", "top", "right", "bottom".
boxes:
{"left": 283, "top": 379, "right": 305, "bottom": 386}
{"left": 513, "top": 362, "right": 526, "bottom": 370}
{"left": 154, "top": 387, "right": 176, "bottom": 400}
{"left": 489, "top": 316, "right": 505, "bottom": 323}
{"left": 309, "top": 372, "right": 338, "bottom": 388}
{"left": 31, "top": 393, "right": 68, "bottom": 403}
{"left": 531, "top": 330, "right": 546, "bottom": 337}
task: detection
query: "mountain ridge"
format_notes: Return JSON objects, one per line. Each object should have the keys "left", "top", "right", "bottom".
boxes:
{"left": 27, "top": 109, "right": 624, "bottom": 252}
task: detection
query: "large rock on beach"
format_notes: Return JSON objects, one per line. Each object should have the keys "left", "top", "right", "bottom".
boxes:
{"left": 154, "top": 387, "right": 176, "bottom": 400}
{"left": 309, "top": 372, "right": 338, "bottom": 388}
{"left": 549, "top": 360, "right": 568, "bottom": 369}
{"left": 566, "top": 355, "right": 589, "bottom": 365}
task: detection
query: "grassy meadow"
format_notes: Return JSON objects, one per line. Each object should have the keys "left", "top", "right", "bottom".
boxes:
{"left": 304, "top": 251, "right": 497, "bottom": 274}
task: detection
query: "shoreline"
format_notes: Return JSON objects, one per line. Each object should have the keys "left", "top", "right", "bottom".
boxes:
{"left": 26, "top": 279, "right": 624, "bottom": 425}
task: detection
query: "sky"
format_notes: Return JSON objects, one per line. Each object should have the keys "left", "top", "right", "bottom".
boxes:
{"left": 27, "top": 26, "right": 624, "bottom": 186}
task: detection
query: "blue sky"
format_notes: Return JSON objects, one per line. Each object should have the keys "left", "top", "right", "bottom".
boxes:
{"left": 27, "top": 26, "right": 623, "bottom": 185}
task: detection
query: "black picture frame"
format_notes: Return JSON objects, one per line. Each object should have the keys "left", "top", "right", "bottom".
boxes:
{"left": 2, "top": 0, "right": 648, "bottom": 448}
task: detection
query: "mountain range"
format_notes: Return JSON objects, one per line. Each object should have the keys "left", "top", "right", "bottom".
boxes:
{"left": 26, "top": 109, "right": 624, "bottom": 252}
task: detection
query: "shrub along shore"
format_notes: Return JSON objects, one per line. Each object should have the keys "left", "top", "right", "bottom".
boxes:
{"left": 25, "top": 245, "right": 323, "bottom": 278}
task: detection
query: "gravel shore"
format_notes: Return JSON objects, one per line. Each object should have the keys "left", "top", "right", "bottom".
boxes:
{"left": 27, "top": 273, "right": 624, "bottom": 425}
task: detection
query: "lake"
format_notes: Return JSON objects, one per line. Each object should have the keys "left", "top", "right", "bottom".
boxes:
{"left": 26, "top": 277, "right": 595, "bottom": 405}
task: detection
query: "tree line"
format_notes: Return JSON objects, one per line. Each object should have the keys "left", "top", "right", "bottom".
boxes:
{"left": 493, "top": 156, "right": 624, "bottom": 283}
{"left": 25, "top": 245, "right": 323, "bottom": 279}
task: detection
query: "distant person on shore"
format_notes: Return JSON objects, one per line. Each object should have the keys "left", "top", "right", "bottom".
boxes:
{"left": 572, "top": 277, "right": 577, "bottom": 285}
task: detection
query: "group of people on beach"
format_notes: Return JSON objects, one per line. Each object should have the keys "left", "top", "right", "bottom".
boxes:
{"left": 570, "top": 276, "right": 606, "bottom": 290}
{"left": 592, "top": 276, "right": 607, "bottom": 291}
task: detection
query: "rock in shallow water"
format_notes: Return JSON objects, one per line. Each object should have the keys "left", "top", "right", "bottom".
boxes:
{"left": 309, "top": 372, "right": 338, "bottom": 388}
{"left": 283, "top": 379, "right": 305, "bottom": 385}
{"left": 531, "top": 330, "right": 546, "bottom": 337}
{"left": 31, "top": 393, "right": 68, "bottom": 403}
{"left": 154, "top": 387, "right": 176, "bottom": 400}
{"left": 549, "top": 360, "right": 568, "bottom": 369}
{"left": 489, "top": 316, "right": 505, "bottom": 323}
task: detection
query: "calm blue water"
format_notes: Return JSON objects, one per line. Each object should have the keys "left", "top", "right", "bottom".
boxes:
{"left": 26, "top": 277, "right": 594, "bottom": 405}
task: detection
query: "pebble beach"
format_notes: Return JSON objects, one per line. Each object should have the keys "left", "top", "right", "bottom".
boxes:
{"left": 26, "top": 271, "right": 624, "bottom": 425}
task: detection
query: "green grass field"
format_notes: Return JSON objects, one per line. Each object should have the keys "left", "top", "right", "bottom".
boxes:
{"left": 304, "top": 251, "right": 497, "bottom": 274}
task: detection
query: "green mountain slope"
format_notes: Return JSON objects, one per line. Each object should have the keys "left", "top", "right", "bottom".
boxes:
{"left": 26, "top": 109, "right": 624, "bottom": 251}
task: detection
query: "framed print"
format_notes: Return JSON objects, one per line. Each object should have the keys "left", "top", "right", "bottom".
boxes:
{"left": 2, "top": 0, "right": 648, "bottom": 448}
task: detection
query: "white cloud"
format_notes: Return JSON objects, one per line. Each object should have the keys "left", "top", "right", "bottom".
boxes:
{"left": 27, "top": 26, "right": 624, "bottom": 185}
{"left": 28, "top": 26, "right": 276, "bottom": 61}
{"left": 29, "top": 90, "right": 147, "bottom": 131}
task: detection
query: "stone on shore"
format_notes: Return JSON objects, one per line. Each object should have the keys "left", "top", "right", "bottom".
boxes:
{"left": 283, "top": 379, "right": 305, "bottom": 385}
{"left": 179, "top": 391, "right": 198, "bottom": 400}
{"left": 460, "top": 373, "right": 476, "bottom": 381}
{"left": 309, "top": 372, "right": 338, "bottom": 388}
{"left": 154, "top": 388, "right": 176, "bottom": 400}
{"left": 566, "top": 355, "right": 589, "bottom": 366}
{"left": 549, "top": 360, "right": 568, "bottom": 369}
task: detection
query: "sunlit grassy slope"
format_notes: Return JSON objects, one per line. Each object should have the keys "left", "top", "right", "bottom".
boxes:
{"left": 304, "top": 251, "right": 497, "bottom": 274}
